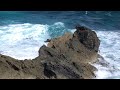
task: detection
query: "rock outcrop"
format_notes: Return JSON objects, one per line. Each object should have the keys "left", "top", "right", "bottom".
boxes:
{"left": 0, "top": 25, "right": 100, "bottom": 79}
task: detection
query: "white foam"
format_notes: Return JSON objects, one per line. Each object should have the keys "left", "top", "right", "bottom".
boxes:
{"left": 94, "top": 30, "right": 120, "bottom": 79}
{"left": 0, "top": 23, "right": 50, "bottom": 60}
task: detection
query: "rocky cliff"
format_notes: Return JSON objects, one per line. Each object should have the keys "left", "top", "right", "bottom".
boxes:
{"left": 0, "top": 25, "right": 100, "bottom": 79}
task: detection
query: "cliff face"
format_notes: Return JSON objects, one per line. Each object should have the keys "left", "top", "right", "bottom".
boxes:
{"left": 0, "top": 26, "right": 100, "bottom": 79}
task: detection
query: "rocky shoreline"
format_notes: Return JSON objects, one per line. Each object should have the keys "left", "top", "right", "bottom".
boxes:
{"left": 0, "top": 25, "right": 100, "bottom": 79}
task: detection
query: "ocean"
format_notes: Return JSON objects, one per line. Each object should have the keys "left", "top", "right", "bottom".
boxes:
{"left": 0, "top": 11, "right": 120, "bottom": 79}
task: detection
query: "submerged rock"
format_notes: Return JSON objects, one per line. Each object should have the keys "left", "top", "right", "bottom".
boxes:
{"left": 44, "top": 39, "right": 51, "bottom": 42}
{"left": 0, "top": 25, "right": 100, "bottom": 79}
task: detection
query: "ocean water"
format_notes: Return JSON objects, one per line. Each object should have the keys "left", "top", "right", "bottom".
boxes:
{"left": 0, "top": 11, "right": 120, "bottom": 79}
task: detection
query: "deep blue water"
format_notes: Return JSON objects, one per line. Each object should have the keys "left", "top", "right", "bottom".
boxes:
{"left": 1, "top": 11, "right": 120, "bottom": 30}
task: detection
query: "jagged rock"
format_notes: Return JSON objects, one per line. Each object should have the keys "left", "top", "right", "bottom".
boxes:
{"left": 0, "top": 25, "right": 100, "bottom": 79}
{"left": 74, "top": 25, "right": 100, "bottom": 52}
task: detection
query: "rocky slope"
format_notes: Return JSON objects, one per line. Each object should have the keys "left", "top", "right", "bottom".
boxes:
{"left": 0, "top": 25, "right": 100, "bottom": 79}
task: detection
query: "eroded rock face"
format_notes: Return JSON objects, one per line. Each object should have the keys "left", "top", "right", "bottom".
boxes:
{"left": 0, "top": 26, "right": 100, "bottom": 79}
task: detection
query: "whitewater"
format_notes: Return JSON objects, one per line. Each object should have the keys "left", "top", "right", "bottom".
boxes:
{"left": 0, "top": 23, "right": 120, "bottom": 79}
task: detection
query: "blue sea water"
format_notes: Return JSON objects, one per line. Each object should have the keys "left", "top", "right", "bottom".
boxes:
{"left": 0, "top": 11, "right": 120, "bottom": 79}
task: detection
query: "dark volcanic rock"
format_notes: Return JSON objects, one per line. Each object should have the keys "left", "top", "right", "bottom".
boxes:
{"left": 74, "top": 25, "right": 100, "bottom": 52}
{"left": 0, "top": 25, "right": 100, "bottom": 79}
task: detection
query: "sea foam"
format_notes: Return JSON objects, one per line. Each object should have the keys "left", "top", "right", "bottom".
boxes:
{"left": 0, "top": 23, "right": 50, "bottom": 60}
{"left": 94, "top": 30, "right": 120, "bottom": 79}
